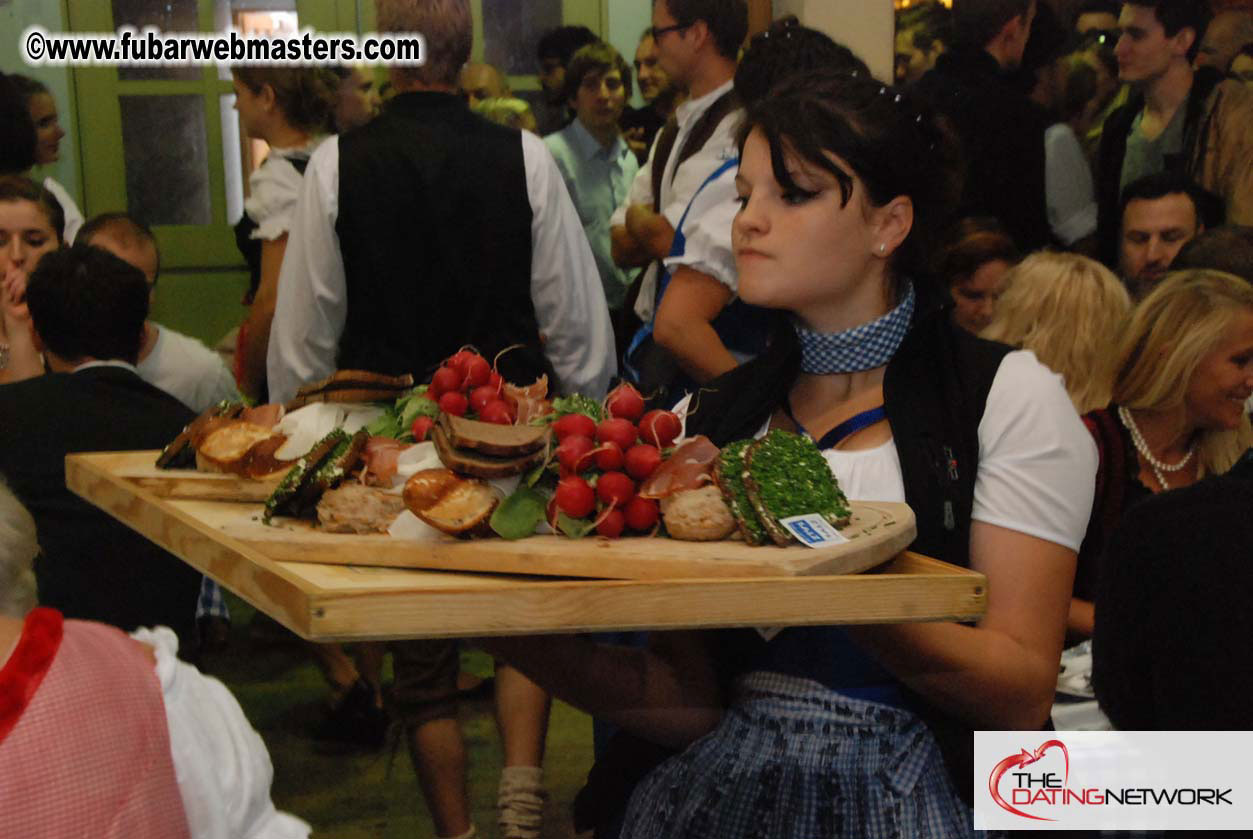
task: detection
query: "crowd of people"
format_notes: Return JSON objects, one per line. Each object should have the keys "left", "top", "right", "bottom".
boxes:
{"left": 3, "top": 0, "right": 1253, "bottom": 836}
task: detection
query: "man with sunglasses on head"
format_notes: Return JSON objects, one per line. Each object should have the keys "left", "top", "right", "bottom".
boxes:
{"left": 610, "top": 0, "right": 746, "bottom": 388}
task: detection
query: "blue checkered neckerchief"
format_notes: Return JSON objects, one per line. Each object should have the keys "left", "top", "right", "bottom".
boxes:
{"left": 793, "top": 283, "right": 915, "bottom": 375}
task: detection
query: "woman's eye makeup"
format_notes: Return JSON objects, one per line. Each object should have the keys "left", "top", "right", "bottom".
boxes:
{"left": 781, "top": 188, "right": 818, "bottom": 206}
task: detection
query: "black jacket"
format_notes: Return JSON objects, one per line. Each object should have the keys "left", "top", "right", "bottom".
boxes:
{"left": 1093, "top": 449, "right": 1253, "bottom": 729}
{"left": 913, "top": 48, "right": 1052, "bottom": 251}
{"left": 0, "top": 366, "right": 202, "bottom": 654}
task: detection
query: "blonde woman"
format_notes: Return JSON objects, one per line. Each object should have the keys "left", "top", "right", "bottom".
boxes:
{"left": 1070, "top": 270, "right": 1253, "bottom": 638}
{"left": 981, "top": 251, "right": 1131, "bottom": 414}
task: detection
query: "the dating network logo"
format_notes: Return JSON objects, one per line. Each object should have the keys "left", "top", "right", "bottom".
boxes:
{"left": 988, "top": 739, "right": 1071, "bottom": 821}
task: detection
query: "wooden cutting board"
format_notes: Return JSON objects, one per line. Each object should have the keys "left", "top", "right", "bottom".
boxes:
{"left": 74, "top": 450, "right": 283, "bottom": 502}
{"left": 65, "top": 450, "right": 985, "bottom": 640}
{"left": 68, "top": 451, "right": 917, "bottom": 580}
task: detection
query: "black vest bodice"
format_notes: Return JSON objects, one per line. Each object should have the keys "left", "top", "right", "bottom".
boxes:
{"left": 335, "top": 92, "right": 551, "bottom": 385}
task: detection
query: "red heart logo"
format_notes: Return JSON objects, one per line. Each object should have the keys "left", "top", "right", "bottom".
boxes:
{"left": 988, "top": 739, "right": 1070, "bottom": 821}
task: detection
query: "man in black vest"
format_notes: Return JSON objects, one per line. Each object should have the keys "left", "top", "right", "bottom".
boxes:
{"left": 266, "top": 3, "right": 614, "bottom": 837}
{"left": 0, "top": 246, "right": 202, "bottom": 658}
{"left": 913, "top": 0, "right": 1051, "bottom": 252}
{"left": 267, "top": 6, "right": 614, "bottom": 410}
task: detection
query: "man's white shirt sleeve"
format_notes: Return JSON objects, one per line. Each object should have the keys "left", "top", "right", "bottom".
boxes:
{"left": 521, "top": 130, "right": 616, "bottom": 399}
{"left": 266, "top": 137, "right": 347, "bottom": 404}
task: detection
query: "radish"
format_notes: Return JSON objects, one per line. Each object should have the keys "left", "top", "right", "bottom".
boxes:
{"left": 438, "top": 390, "right": 468, "bottom": 416}
{"left": 446, "top": 348, "right": 479, "bottom": 373}
{"left": 596, "top": 418, "right": 638, "bottom": 450}
{"left": 556, "top": 434, "right": 596, "bottom": 473}
{"left": 555, "top": 475, "right": 595, "bottom": 518}
{"left": 596, "top": 509, "right": 626, "bottom": 539}
{"left": 430, "top": 365, "right": 464, "bottom": 396}
{"left": 469, "top": 385, "right": 499, "bottom": 414}
{"left": 411, "top": 416, "right": 435, "bottom": 442}
{"left": 596, "top": 471, "right": 636, "bottom": 507}
{"left": 479, "top": 399, "right": 515, "bottom": 425}
{"left": 606, "top": 382, "right": 646, "bottom": 422}
{"left": 553, "top": 413, "right": 597, "bottom": 442}
{"left": 488, "top": 370, "right": 504, "bottom": 391}
{"left": 593, "top": 441, "right": 624, "bottom": 471}
{"left": 624, "top": 496, "right": 659, "bottom": 531}
{"left": 639, "top": 409, "right": 681, "bottom": 448}
{"left": 463, "top": 354, "right": 492, "bottom": 389}
{"left": 624, "top": 444, "right": 662, "bottom": 480}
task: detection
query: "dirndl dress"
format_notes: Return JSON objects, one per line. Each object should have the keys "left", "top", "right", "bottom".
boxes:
{"left": 619, "top": 671, "right": 985, "bottom": 839}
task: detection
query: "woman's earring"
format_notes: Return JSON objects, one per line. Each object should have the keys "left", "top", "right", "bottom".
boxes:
{"left": 878, "top": 243, "right": 886, "bottom": 254}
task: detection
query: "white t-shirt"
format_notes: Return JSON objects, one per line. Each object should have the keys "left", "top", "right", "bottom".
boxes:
{"left": 1044, "top": 123, "right": 1098, "bottom": 247}
{"left": 136, "top": 323, "right": 240, "bottom": 413}
{"left": 676, "top": 349, "right": 1096, "bottom": 551}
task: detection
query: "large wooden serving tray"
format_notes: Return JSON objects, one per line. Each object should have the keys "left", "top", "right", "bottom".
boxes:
{"left": 66, "top": 450, "right": 987, "bottom": 641}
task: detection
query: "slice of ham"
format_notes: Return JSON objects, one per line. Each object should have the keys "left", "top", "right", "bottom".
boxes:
{"left": 244, "top": 435, "right": 293, "bottom": 478}
{"left": 503, "top": 376, "right": 551, "bottom": 425}
{"left": 637, "top": 435, "right": 720, "bottom": 499}
{"left": 240, "top": 403, "right": 285, "bottom": 429}
{"left": 360, "top": 436, "right": 412, "bottom": 486}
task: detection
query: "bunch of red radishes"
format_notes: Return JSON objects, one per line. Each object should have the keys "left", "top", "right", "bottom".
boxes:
{"left": 549, "top": 383, "right": 682, "bottom": 539}
{"left": 413, "top": 349, "right": 513, "bottom": 439}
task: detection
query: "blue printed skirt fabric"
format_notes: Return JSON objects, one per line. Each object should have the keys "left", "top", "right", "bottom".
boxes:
{"left": 618, "top": 671, "right": 985, "bottom": 839}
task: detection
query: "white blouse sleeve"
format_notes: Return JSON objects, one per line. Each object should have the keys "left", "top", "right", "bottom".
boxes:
{"left": 972, "top": 350, "right": 1097, "bottom": 551}
{"left": 662, "top": 161, "right": 739, "bottom": 293}
{"left": 131, "top": 626, "right": 312, "bottom": 839}
{"left": 245, "top": 155, "right": 307, "bottom": 242}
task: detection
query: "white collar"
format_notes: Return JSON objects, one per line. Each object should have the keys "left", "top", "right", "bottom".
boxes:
{"left": 675, "top": 79, "right": 735, "bottom": 130}
{"left": 72, "top": 359, "right": 138, "bottom": 374}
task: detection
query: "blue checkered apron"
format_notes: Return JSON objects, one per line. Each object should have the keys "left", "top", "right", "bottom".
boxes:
{"left": 619, "top": 671, "right": 990, "bottom": 839}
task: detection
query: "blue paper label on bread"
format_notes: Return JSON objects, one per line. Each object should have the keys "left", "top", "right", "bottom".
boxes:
{"left": 781, "top": 514, "right": 848, "bottom": 548}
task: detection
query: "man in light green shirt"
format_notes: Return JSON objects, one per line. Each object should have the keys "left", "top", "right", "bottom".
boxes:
{"left": 543, "top": 42, "right": 640, "bottom": 312}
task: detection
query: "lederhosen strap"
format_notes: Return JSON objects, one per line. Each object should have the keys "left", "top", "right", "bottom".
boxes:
{"left": 618, "top": 90, "right": 740, "bottom": 342}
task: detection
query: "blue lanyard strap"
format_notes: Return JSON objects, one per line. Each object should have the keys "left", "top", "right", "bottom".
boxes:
{"left": 623, "top": 155, "right": 739, "bottom": 382}
{"left": 781, "top": 400, "right": 888, "bottom": 450}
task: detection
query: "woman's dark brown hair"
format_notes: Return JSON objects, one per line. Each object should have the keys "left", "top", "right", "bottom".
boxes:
{"left": 738, "top": 68, "right": 963, "bottom": 286}
{"left": 232, "top": 66, "right": 337, "bottom": 134}
{"left": 0, "top": 174, "right": 66, "bottom": 243}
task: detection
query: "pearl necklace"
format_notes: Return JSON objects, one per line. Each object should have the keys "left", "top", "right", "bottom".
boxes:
{"left": 1117, "top": 406, "right": 1195, "bottom": 490}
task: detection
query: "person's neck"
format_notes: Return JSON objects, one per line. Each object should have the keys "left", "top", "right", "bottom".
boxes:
{"left": 795, "top": 268, "right": 896, "bottom": 335}
{"left": 264, "top": 123, "right": 311, "bottom": 151}
{"left": 0, "top": 615, "right": 22, "bottom": 669}
{"left": 581, "top": 118, "right": 619, "bottom": 150}
{"left": 46, "top": 352, "right": 99, "bottom": 374}
{"left": 390, "top": 75, "right": 458, "bottom": 96}
{"left": 650, "top": 89, "right": 680, "bottom": 119}
{"left": 1126, "top": 405, "right": 1196, "bottom": 461}
{"left": 1142, "top": 60, "right": 1193, "bottom": 120}
{"left": 683, "top": 56, "right": 735, "bottom": 101}
{"left": 982, "top": 41, "right": 1014, "bottom": 73}
{"left": 137, "top": 321, "right": 158, "bottom": 363}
